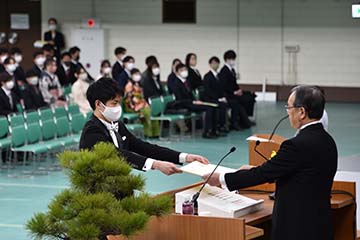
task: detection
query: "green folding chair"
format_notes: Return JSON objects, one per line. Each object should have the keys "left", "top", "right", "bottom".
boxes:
{"left": 69, "top": 113, "right": 86, "bottom": 143}
{"left": 54, "top": 106, "right": 67, "bottom": 119}
{"left": 0, "top": 117, "right": 11, "bottom": 164}
{"left": 40, "top": 108, "right": 54, "bottom": 122}
{"left": 9, "top": 113, "right": 25, "bottom": 128}
{"left": 25, "top": 111, "right": 40, "bottom": 124}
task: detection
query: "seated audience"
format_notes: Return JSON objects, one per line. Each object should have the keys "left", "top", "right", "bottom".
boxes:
{"left": 112, "top": 47, "right": 127, "bottom": 82}
{"left": 21, "top": 69, "right": 47, "bottom": 110}
{"left": 56, "top": 52, "right": 76, "bottom": 86}
{"left": 123, "top": 68, "right": 160, "bottom": 138}
{"left": 69, "top": 46, "right": 94, "bottom": 81}
{"left": 203, "top": 56, "right": 229, "bottom": 134}
{"left": 10, "top": 47, "right": 26, "bottom": 85}
{"left": 218, "top": 50, "right": 255, "bottom": 129}
{"left": 39, "top": 58, "right": 66, "bottom": 106}
{"left": 72, "top": 66, "right": 92, "bottom": 114}
{"left": 172, "top": 63, "right": 218, "bottom": 138}
{"left": 167, "top": 58, "right": 181, "bottom": 94}
{"left": 116, "top": 56, "right": 134, "bottom": 90}
{"left": 185, "top": 53, "right": 203, "bottom": 90}
{"left": 97, "top": 60, "right": 112, "bottom": 80}
{"left": 0, "top": 72, "right": 18, "bottom": 116}
{"left": 142, "top": 61, "right": 164, "bottom": 101}
{"left": 31, "top": 51, "right": 46, "bottom": 78}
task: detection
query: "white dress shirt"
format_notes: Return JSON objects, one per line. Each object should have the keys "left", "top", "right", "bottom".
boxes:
{"left": 98, "top": 117, "right": 188, "bottom": 171}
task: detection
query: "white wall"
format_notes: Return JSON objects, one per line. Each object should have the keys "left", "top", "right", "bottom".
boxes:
{"left": 41, "top": 0, "right": 360, "bottom": 87}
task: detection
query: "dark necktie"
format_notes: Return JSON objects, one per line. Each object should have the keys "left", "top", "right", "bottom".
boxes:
{"left": 184, "top": 80, "right": 190, "bottom": 91}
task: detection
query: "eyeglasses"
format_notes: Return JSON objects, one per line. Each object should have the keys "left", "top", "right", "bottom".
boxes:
{"left": 284, "top": 105, "right": 303, "bottom": 111}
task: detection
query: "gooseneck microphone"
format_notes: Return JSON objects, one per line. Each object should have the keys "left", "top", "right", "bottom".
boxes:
{"left": 192, "top": 147, "right": 236, "bottom": 215}
{"left": 268, "top": 115, "right": 289, "bottom": 141}
{"left": 254, "top": 140, "right": 269, "bottom": 161}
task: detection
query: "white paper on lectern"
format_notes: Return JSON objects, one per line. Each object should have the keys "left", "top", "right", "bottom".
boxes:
{"left": 246, "top": 136, "right": 270, "bottom": 142}
{"left": 180, "top": 161, "right": 236, "bottom": 176}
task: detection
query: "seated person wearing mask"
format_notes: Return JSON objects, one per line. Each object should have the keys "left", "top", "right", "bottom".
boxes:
{"left": 0, "top": 72, "right": 19, "bottom": 116}
{"left": 80, "top": 78, "right": 209, "bottom": 175}
{"left": 21, "top": 69, "right": 48, "bottom": 111}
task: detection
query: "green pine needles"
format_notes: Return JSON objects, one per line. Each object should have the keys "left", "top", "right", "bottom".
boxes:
{"left": 26, "top": 143, "right": 173, "bottom": 240}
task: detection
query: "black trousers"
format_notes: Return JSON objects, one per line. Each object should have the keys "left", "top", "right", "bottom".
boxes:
{"left": 227, "top": 97, "right": 252, "bottom": 128}
{"left": 187, "top": 104, "right": 217, "bottom": 132}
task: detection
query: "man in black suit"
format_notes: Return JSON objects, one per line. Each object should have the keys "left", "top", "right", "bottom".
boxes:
{"left": 116, "top": 56, "right": 134, "bottom": 90}
{"left": 202, "top": 56, "right": 229, "bottom": 133}
{"left": 44, "top": 18, "right": 65, "bottom": 61}
{"left": 0, "top": 72, "right": 19, "bottom": 116}
{"left": 112, "top": 47, "right": 127, "bottom": 82}
{"left": 204, "top": 85, "right": 337, "bottom": 240}
{"left": 10, "top": 47, "right": 26, "bottom": 84}
{"left": 172, "top": 63, "right": 218, "bottom": 139}
{"left": 69, "top": 46, "right": 94, "bottom": 82}
{"left": 31, "top": 51, "right": 46, "bottom": 78}
{"left": 80, "top": 78, "right": 209, "bottom": 175}
{"left": 21, "top": 69, "right": 48, "bottom": 111}
{"left": 56, "top": 52, "right": 76, "bottom": 86}
{"left": 218, "top": 50, "right": 255, "bottom": 129}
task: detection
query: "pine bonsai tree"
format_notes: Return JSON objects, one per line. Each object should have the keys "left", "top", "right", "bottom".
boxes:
{"left": 26, "top": 143, "right": 173, "bottom": 240}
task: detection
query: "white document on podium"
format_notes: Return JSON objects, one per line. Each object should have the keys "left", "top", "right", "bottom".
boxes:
{"left": 246, "top": 135, "right": 270, "bottom": 142}
{"left": 180, "top": 161, "right": 237, "bottom": 177}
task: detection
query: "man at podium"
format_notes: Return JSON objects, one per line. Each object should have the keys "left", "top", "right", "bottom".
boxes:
{"left": 204, "top": 85, "right": 337, "bottom": 240}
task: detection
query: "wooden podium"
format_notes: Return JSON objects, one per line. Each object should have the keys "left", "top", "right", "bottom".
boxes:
{"left": 248, "top": 134, "right": 286, "bottom": 166}
{"left": 108, "top": 181, "right": 356, "bottom": 240}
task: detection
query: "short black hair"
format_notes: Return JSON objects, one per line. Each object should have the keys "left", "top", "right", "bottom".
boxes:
{"left": 100, "top": 59, "right": 111, "bottom": 68}
{"left": 69, "top": 46, "right": 81, "bottom": 55}
{"left": 75, "top": 65, "right": 85, "bottom": 74}
{"left": 114, "top": 47, "right": 126, "bottom": 55}
{"left": 61, "top": 52, "right": 71, "bottom": 59}
{"left": 145, "top": 55, "right": 158, "bottom": 66}
{"left": 25, "top": 69, "right": 38, "bottom": 78}
{"left": 86, "top": 78, "right": 123, "bottom": 110}
{"left": 223, "top": 50, "right": 236, "bottom": 61}
{"left": 209, "top": 56, "right": 220, "bottom": 64}
{"left": 172, "top": 58, "right": 181, "bottom": 66}
{"left": 0, "top": 72, "right": 12, "bottom": 83}
{"left": 175, "top": 63, "right": 187, "bottom": 72}
{"left": 291, "top": 85, "right": 325, "bottom": 120}
{"left": 123, "top": 56, "right": 134, "bottom": 63}
{"left": 130, "top": 68, "right": 141, "bottom": 75}
{"left": 44, "top": 58, "right": 56, "bottom": 68}
{"left": 10, "top": 47, "right": 22, "bottom": 55}
{"left": 3, "top": 57, "right": 15, "bottom": 65}
{"left": 185, "top": 53, "right": 196, "bottom": 66}
{"left": 43, "top": 43, "right": 54, "bottom": 52}
{"left": 0, "top": 48, "right": 8, "bottom": 55}
{"left": 33, "top": 51, "right": 43, "bottom": 59}
{"left": 48, "top": 18, "right": 58, "bottom": 24}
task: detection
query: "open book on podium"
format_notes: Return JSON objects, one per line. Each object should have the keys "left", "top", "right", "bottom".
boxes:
{"left": 247, "top": 134, "right": 286, "bottom": 166}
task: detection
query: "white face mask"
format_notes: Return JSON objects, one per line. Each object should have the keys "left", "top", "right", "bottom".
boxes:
{"left": 79, "top": 73, "right": 88, "bottom": 81}
{"left": 126, "top": 62, "right": 134, "bottom": 71}
{"left": 49, "top": 24, "right": 57, "bottom": 31}
{"left": 101, "top": 102, "right": 122, "bottom": 122}
{"left": 5, "top": 81, "right": 15, "bottom": 90}
{"left": 6, "top": 64, "right": 16, "bottom": 73}
{"left": 0, "top": 55, "right": 8, "bottom": 63}
{"left": 152, "top": 67, "right": 160, "bottom": 76}
{"left": 180, "top": 70, "right": 189, "bottom": 79}
{"left": 103, "top": 67, "right": 111, "bottom": 74}
{"left": 132, "top": 74, "right": 141, "bottom": 82}
{"left": 28, "top": 77, "right": 39, "bottom": 85}
{"left": 228, "top": 60, "right": 236, "bottom": 67}
{"left": 35, "top": 57, "right": 46, "bottom": 67}
{"left": 14, "top": 54, "right": 22, "bottom": 63}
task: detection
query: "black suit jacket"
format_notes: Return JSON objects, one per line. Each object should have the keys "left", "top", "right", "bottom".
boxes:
{"left": 31, "top": 65, "right": 43, "bottom": 78}
{"left": 79, "top": 115, "right": 181, "bottom": 170}
{"left": 21, "top": 84, "right": 48, "bottom": 111}
{"left": 0, "top": 87, "right": 19, "bottom": 116}
{"left": 56, "top": 64, "right": 76, "bottom": 86}
{"left": 112, "top": 61, "right": 124, "bottom": 82}
{"left": 171, "top": 76, "right": 194, "bottom": 108}
{"left": 44, "top": 31, "right": 65, "bottom": 59}
{"left": 167, "top": 72, "right": 177, "bottom": 94}
{"left": 224, "top": 123, "right": 337, "bottom": 240}
{"left": 187, "top": 67, "right": 203, "bottom": 90}
{"left": 116, "top": 70, "right": 130, "bottom": 90}
{"left": 142, "top": 74, "right": 164, "bottom": 101}
{"left": 218, "top": 65, "right": 239, "bottom": 98}
{"left": 14, "top": 66, "right": 25, "bottom": 82}
{"left": 202, "top": 71, "right": 224, "bottom": 102}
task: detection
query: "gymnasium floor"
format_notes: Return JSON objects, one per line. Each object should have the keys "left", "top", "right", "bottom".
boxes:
{"left": 0, "top": 101, "right": 359, "bottom": 239}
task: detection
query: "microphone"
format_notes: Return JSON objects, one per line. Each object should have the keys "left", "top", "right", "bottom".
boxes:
{"left": 268, "top": 115, "right": 289, "bottom": 141}
{"left": 254, "top": 115, "right": 288, "bottom": 161}
{"left": 192, "top": 146, "right": 236, "bottom": 215}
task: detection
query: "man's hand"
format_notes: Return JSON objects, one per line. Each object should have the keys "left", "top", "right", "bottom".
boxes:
{"left": 152, "top": 160, "right": 183, "bottom": 175}
{"left": 235, "top": 89, "right": 243, "bottom": 96}
{"left": 202, "top": 172, "right": 221, "bottom": 187}
{"left": 186, "top": 154, "right": 209, "bottom": 164}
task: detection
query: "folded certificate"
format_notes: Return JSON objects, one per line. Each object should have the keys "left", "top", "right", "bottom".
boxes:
{"left": 181, "top": 161, "right": 237, "bottom": 177}
{"left": 246, "top": 136, "right": 270, "bottom": 142}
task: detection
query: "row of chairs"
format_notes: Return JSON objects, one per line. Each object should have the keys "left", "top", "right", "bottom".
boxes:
{"left": 0, "top": 105, "right": 87, "bottom": 166}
